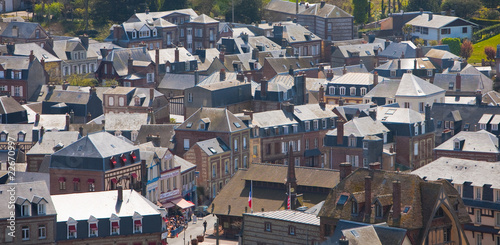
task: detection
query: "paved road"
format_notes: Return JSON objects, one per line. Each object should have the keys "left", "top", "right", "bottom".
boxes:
{"left": 167, "top": 215, "right": 225, "bottom": 245}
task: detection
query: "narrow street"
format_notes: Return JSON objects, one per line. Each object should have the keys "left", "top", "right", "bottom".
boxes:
{"left": 166, "top": 215, "right": 239, "bottom": 245}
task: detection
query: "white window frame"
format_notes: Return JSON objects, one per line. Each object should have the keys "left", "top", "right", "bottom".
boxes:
{"left": 22, "top": 226, "right": 30, "bottom": 240}
{"left": 110, "top": 215, "right": 120, "bottom": 235}
{"left": 183, "top": 139, "right": 190, "bottom": 150}
{"left": 21, "top": 203, "right": 30, "bottom": 216}
{"left": 38, "top": 203, "right": 45, "bottom": 215}
{"left": 414, "top": 143, "right": 418, "bottom": 156}
{"left": 38, "top": 225, "right": 46, "bottom": 239}
{"left": 360, "top": 87, "right": 367, "bottom": 96}
{"left": 339, "top": 87, "right": 346, "bottom": 95}
{"left": 475, "top": 187, "right": 482, "bottom": 200}
{"left": 476, "top": 209, "right": 482, "bottom": 224}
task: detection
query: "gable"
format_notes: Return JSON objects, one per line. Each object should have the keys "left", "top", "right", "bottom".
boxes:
{"left": 444, "top": 19, "right": 476, "bottom": 28}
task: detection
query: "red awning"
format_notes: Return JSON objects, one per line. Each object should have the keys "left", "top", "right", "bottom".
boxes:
{"left": 58, "top": 177, "right": 66, "bottom": 182}
{"left": 112, "top": 222, "right": 119, "bottom": 228}
{"left": 87, "top": 178, "right": 95, "bottom": 183}
{"left": 110, "top": 157, "right": 117, "bottom": 165}
{"left": 89, "top": 223, "right": 97, "bottom": 230}
{"left": 173, "top": 198, "right": 195, "bottom": 209}
{"left": 131, "top": 173, "right": 138, "bottom": 179}
{"left": 73, "top": 178, "right": 80, "bottom": 182}
{"left": 131, "top": 152, "right": 137, "bottom": 160}
{"left": 111, "top": 178, "right": 117, "bottom": 184}
{"left": 121, "top": 154, "right": 127, "bottom": 163}
{"left": 134, "top": 220, "right": 142, "bottom": 226}
{"left": 68, "top": 225, "right": 76, "bottom": 232}
{"left": 186, "top": 200, "right": 195, "bottom": 206}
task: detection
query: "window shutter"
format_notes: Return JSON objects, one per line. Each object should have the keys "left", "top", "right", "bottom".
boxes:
{"left": 282, "top": 142, "right": 285, "bottom": 153}
{"left": 297, "top": 140, "right": 301, "bottom": 151}
{"left": 355, "top": 156, "right": 359, "bottom": 167}
{"left": 346, "top": 155, "right": 350, "bottom": 163}
{"left": 10, "top": 86, "right": 14, "bottom": 96}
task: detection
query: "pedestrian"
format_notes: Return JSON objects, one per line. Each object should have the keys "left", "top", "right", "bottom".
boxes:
{"left": 192, "top": 214, "right": 197, "bottom": 224}
{"left": 203, "top": 220, "right": 207, "bottom": 235}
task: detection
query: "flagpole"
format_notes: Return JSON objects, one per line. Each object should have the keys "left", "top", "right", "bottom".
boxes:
{"left": 251, "top": 180, "right": 253, "bottom": 213}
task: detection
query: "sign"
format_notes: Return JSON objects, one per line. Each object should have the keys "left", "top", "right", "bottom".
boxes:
{"left": 160, "top": 170, "right": 180, "bottom": 180}
{"left": 159, "top": 189, "right": 180, "bottom": 202}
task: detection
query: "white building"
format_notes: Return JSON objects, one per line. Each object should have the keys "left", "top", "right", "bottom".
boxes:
{"left": 407, "top": 13, "right": 477, "bottom": 44}
{"left": 395, "top": 73, "right": 445, "bottom": 112}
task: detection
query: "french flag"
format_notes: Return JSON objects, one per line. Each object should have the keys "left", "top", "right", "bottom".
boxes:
{"left": 248, "top": 183, "right": 252, "bottom": 209}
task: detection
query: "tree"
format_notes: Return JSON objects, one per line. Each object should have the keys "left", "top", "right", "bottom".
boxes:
{"left": 104, "top": 79, "right": 119, "bottom": 87}
{"left": 67, "top": 74, "right": 98, "bottom": 87}
{"left": 353, "top": 0, "right": 369, "bottom": 24}
{"left": 485, "top": 46, "right": 496, "bottom": 61}
{"left": 402, "top": 24, "right": 412, "bottom": 41}
{"left": 460, "top": 39, "right": 473, "bottom": 60}
{"left": 481, "top": 0, "right": 498, "bottom": 8}
{"left": 429, "top": 40, "right": 439, "bottom": 46}
{"left": 413, "top": 38, "right": 425, "bottom": 46}
{"left": 406, "top": 0, "right": 442, "bottom": 13}
{"left": 225, "top": 0, "right": 262, "bottom": 23}
{"left": 441, "top": 38, "right": 462, "bottom": 56}
{"left": 441, "top": 0, "right": 482, "bottom": 19}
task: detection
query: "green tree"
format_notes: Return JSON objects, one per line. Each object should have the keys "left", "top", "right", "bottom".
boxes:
{"left": 441, "top": 38, "right": 462, "bottom": 56}
{"left": 441, "top": 0, "right": 482, "bottom": 19}
{"left": 161, "top": 0, "right": 187, "bottom": 11}
{"left": 226, "top": 0, "right": 262, "bottom": 23}
{"left": 353, "top": 0, "right": 369, "bottom": 24}
{"left": 481, "top": 0, "right": 498, "bottom": 8}
{"left": 406, "top": 0, "right": 442, "bottom": 13}
{"left": 413, "top": 38, "right": 425, "bottom": 46}
{"left": 460, "top": 39, "right": 473, "bottom": 59}
{"left": 91, "top": 0, "right": 145, "bottom": 27}
{"left": 47, "top": 2, "right": 64, "bottom": 20}
{"left": 104, "top": 79, "right": 119, "bottom": 87}
{"left": 67, "top": 74, "right": 98, "bottom": 87}
{"left": 402, "top": 24, "right": 412, "bottom": 41}
{"left": 429, "top": 40, "right": 439, "bottom": 46}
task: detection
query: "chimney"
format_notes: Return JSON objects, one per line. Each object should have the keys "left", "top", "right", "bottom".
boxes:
{"left": 342, "top": 64, "right": 347, "bottom": 75}
{"left": 289, "top": 65, "right": 294, "bottom": 76}
{"left": 237, "top": 71, "right": 245, "bottom": 82}
{"left": 6, "top": 43, "right": 14, "bottom": 55}
{"left": 29, "top": 50, "right": 34, "bottom": 63}
{"left": 69, "top": 110, "right": 74, "bottom": 123}
{"left": 89, "top": 86, "right": 97, "bottom": 97}
{"left": 339, "top": 162, "right": 352, "bottom": 180}
{"left": 414, "top": 59, "right": 417, "bottom": 69}
{"left": 196, "top": 48, "right": 206, "bottom": 60}
{"left": 360, "top": 59, "right": 364, "bottom": 68}
{"left": 368, "top": 162, "right": 380, "bottom": 170}
{"left": 319, "top": 85, "right": 325, "bottom": 108}
{"left": 339, "top": 236, "right": 349, "bottom": 245}
{"left": 320, "top": 0, "right": 326, "bottom": 8}
{"left": 393, "top": 180, "right": 402, "bottom": 222}
{"left": 476, "top": 90, "right": 482, "bottom": 106}
{"left": 128, "top": 55, "right": 133, "bottom": 75}
{"left": 86, "top": 112, "right": 92, "bottom": 123}
{"left": 155, "top": 47, "right": 160, "bottom": 71}
{"left": 456, "top": 73, "right": 461, "bottom": 91}
{"left": 219, "top": 69, "right": 226, "bottom": 81}
{"left": 339, "top": 97, "right": 345, "bottom": 106}
{"left": 286, "top": 144, "right": 297, "bottom": 210}
{"left": 40, "top": 126, "right": 45, "bottom": 138}
{"left": 243, "top": 110, "right": 254, "bottom": 120}
{"left": 65, "top": 113, "right": 70, "bottom": 131}
{"left": 401, "top": 52, "right": 405, "bottom": 59}
{"left": 425, "top": 103, "right": 431, "bottom": 121}
{"left": 260, "top": 78, "right": 268, "bottom": 98}
{"left": 428, "top": 13, "right": 433, "bottom": 21}
{"left": 369, "top": 108, "right": 376, "bottom": 120}
{"left": 117, "top": 186, "right": 123, "bottom": 202}
{"left": 385, "top": 40, "right": 390, "bottom": 49}
{"left": 79, "top": 34, "right": 89, "bottom": 50}
{"left": 145, "top": 7, "right": 149, "bottom": 14}
{"left": 397, "top": 59, "right": 401, "bottom": 70}
{"left": 62, "top": 81, "right": 69, "bottom": 90}
{"left": 326, "top": 70, "right": 334, "bottom": 80}
{"left": 40, "top": 58, "right": 45, "bottom": 70}
{"left": 416, "top": 46, "right": 423, "bottom": 58}
{"left": 282, "top": 102, "right": 295, "bottom": 113}
{"left": 336, "top": 118, "right": 345, "bottom": 145}
{"left": 100, "top": 48, "right": 109, "bottom": 59}
{"left": 150, "top": 88, "right": 155, "bottom": 101}
{"left": 174, "top": 47, "right": 179, "bottom": 63}
{"left": 146, "top": 134, "right": 161, "bottom": 147}
{"left": 194, "top": 70, "right": 200, "bottom": 85}
{"left": 113, "top": 25, "right": 122, "bottom": 41}
{"left": 35, "top": 113, "right": 40, "bottom": 124}
{"left": 79, "top": 126, "right": 84, "bottom": 136}
{"left": 219, "top": 46, "right": 225, "bottom": 63}
{"left": 364, "top": 176, "right": 372, "bottom": 216}
{"left": 373, "top": 71, "right": 378, "bottom": 86}
{"left": 252, "top": 48, "right": 259, "bottom": 60}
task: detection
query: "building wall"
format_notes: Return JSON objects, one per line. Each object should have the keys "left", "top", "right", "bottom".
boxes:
{"left": 26, "top": 154, "right": 46, "bottom": 172}
{"left": 0, "top": 215, "right": 57, "bottom": 244}
{"left": 243, "top": 214, "right": 321, "bottom": 245}
{"left": 395, "top": 92, "right": 445, "bottom": 112}
{"left": 434, "top": 150, "right": 499, "bottom": 162}
{"left": 49, "top": 168, "right": 104, "bottom": 195}
{"left": 395, "top": 133, "right": 434, "bottom": 170}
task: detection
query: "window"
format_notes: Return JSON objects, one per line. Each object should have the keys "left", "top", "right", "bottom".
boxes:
{"left": 147, "top": 73, "right": 154, "bottom": 83}
{"left": 180, "top": 29, "right": 184, "bottom": 37}
{"left": 404, "top": 102, "right": 410, "bottom": 109}
{"left": 183, "top": 139, "right": 190, "bottom": 150}
{"left": 68, "top": 224, "right": 77, "bottom": 239}
{"left": 414, "top": 143, "right": 418, "bottom": 156}
{"left": 441, "top": 28, "right": 451, "bottom": 35}
{"left": 22, "top": 226, "right": 29, "bottom": 240}
{"left": 329, "top": 86, "right": 335, "bottom": 95}
{"left": 375, "top": 202, "right": 383, "bottom": 218}
{"left": 234, "top": 139, "right": 238, "bottom": 151}
{"left": 350, "top": 87, "right": 356, "bottom": 96}
{"left": 454, "top": 141, "right": 460, "bottom": 150}
{"left": 38, "top": 225, "right": 46, "bottom": 239}
{"left": 264, "top": 222, "right": 271, "bottom": 232}
{"left": 480, "top": 123, "right": 486, "bottom": 130}
{"left": 496, "top": 212, "right": 500, "bottom": 227}
{"left": 111, "top": 221, "right": 120, "bottom": 235}
{"left": 422, "top": 27, "right": 429, "bottom": 34}
{"left": 234, "top": 158, "right": 238, "bottom": 171}
{"left": 18, "top": 132, "right": 25, "bottom": 142}
{"left": 305, "top": 121, "right": 310, "bottom": 131}
{"left": 187, "top": 93, "right": 193, "bottom": 102}
{"left": 456, "top": 184, "right": 462, "bottom": 196}
{"left": 243, "top": 156, "right": 248, "bottom": 168}
{"left": 390, "top": 70, "right": 396, "bottom": 77}
{"left": 288, "top": 226, "right": 295, "bottom": 235}
{"left": 59, "top": 178, "right": 66, "bottom": 190}
{"left": 421, "top": 122, "right": 426, "bottom": 134}
{"left": 89, "top": 181, "right": 95, "bottom": 191}
{"left": 243, "top": 137, "right": 247, "bottom": 149}
{"left": 322, "top": 119, "right": 327, "bottom": 129}
{"left": 414, "top": 26, "right": 421, "bottom": 32}
{"left": 133, "top": 219, "right": 143, "bottom": 233}
{"left": 108, "top": 96, "right": 114, "bottom": 106}
{"left": 419, "top": 102, "right": 424, "bottom": 113}
{"left": 293, "top": 124, "right": 298, "bottom": 133}
{"left": 462, "top": 27, "right": 468, "bottom": 33}
{"left": 348, "top": 136, "right": 356, "bottom": 147}
{"left": 38, "top": 203, "right": 45, "bottom": 215}
{"left": 363, "top": 141, "right": 368, "bottom": 149}
{"left": 328, "top": 23, "right": 332, "bottom": 31}
{"left": 118, "top": 97, "right": 125, "bottom": 107}
{"left": 476, "top": 209, "right": 481, "bottom": 224}
{"left": 477, "top": 234, "right": 482, "bottom": 245}
{"left": 89, "top": 221, "right": 98, "bottom": 237}
{"left": 351, "top": 200, "right": 358, "bottom": 215}
{"left": 496, "top": 190, "right": 500, "bottom": 202}
{"left": 475, "top": 187, "right": 482, "bottom": 200}
{"left": 339, "top": 87, "right": 346, "bottom": 95}
{"left": 73, "top": 178, "right": 80, "bottom": 191}
{"left": 493, "top": 124, "right": 499, "bottom": 131}
{"left": 283, "top": 126, "right": 289, "bottom": 134}
{"left": 414, "top": 124, "right": 419, "bottom": 136}
{"left": 313, "top": 120, "right": 319, "bottom": 130}
{"left": 360, "top": 88, "right": 367, "bottom": 96}
{"left": 427, "top": 70, "right": 433, "bottom": 77}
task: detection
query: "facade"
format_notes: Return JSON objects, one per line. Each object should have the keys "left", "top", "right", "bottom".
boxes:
{"left": 395, "top": 73, "right": 445, "bottom": 112}
{"left": 26, "top": 131, "right": 81, "bottom": 172}
{"left": 318, "top": 168, "right": 471, "bottom": 244}
{"left": 297, "top": 1, "right": 353, "bottom": 41}
{"left": 324, "top": 72, "right": 380, "bottom": 105}
{"left": 243, "top": 210, "right": 321, "bottom": 245}
{"left": 373, "top": 58, "right": 437, "bottom": 80}
{"left": 0, "top": 95, "right": 28, "bottom": 123}
{"left": 52, "top": 188, "right": 163, "bottom": 245}
{"left": 271, "top": 24, "right": 322, "bottom": 62}
{"left": 41, "top": 86, "right": 103, "bottom": 123}
{"left": 407, "top": 13, "right": 477, "bottom": 44}
{"left": 330, "top": 43, "right": 384, "bottom": 71}
{"left": 0, "top": 54, "right": 47, "bottom": 103}
{"left": 0, "top": 181, "right": 57, "bottom": 244}
{"left": 434, "top": 130, "right": 500, "bottom": 162}
{"left": 253, "top": 73, "right": 308, "bottom": 112}
{"left": 413, "top": 158, "right": 500, "bottom": 245}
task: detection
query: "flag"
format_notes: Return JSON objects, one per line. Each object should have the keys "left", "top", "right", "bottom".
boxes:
{"left": 248, "top": 181, "right": 252, "bottom": 209}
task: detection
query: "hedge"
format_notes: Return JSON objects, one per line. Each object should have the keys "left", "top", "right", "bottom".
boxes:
{"left": 473, "top": 23, "right": 500, "bottom": 42}
{"left": 470, "top": 17, "right": 500, "bottom": 27}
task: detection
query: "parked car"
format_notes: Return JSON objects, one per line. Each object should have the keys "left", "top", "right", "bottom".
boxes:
{"left": 195, "top": 205, "right": 209, "bottom": 217}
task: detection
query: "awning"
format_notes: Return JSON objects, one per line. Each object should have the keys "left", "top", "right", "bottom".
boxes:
{"left": 134, "top": 220, "right": 142, "bottom": 226}
{"left": 173, "top": 198, "right": 195, "bottom": 209}
{"left": 304, "top": 149, "right": 321, "bottom": 157}
{"left": 161, "top": 201, "right": 177, "bottom": 209}
{"left": 73, "top": 178, "right": 80, "bottom": 182}
{"left": 87, "top": 178, "right": 95, "bottom": 183}
{"left": 112, "top": 222, "right": 119, "bottom": 228}
{"left": 68, "top": 225, "right": 76, "bottom": 232}
{"left": 131, "top": 173, "right": 138, "bottom": 179}
{"left": 111, "top": 178, "right": 117, "bottom": 184}
{"left": 89, "top": 223, "right": 98, "bottom": 230}
{"left": 58, "top": 177, "right": 66, "bottom": 182}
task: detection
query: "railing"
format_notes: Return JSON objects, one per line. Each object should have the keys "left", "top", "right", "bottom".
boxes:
{"left": 169, "top": 96, "right": 184, "bottom": 116}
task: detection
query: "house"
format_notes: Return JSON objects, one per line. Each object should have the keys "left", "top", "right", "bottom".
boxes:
{"left": 0, "top": 123, "right": 40, "bottom": 153}
{"left": 424, "top": 48, "right": 460, "bottom": 70}
{"left": 271, "top": 24, "right": 322, "bottom": 62}
{"left": 134, "top": 124, "right": 176, "bottom": 149}
{"left": 297, "top": 1, "right": 353, "bottom": 41}
{"left": 434, "top": 130, "right": 500, "bottom": 162}
{"left": 362, "top": 78, "right": 399, "bottom": 106}
{"left": 263, "top": 0, "right": 312, "bottom": 22}
{"left": 150, "top": 46, "right": 198, "bottom": 74}
{"left": 219, "top": 34, "right": 282, "bottom": 55}
{"left": 318, "top": 168, "right": 471, "bottom": 244}
{"left": 52, "top": 188, "right": 163, "bottom": 244}
{"left": 412, "top": 157, "right": 500, "bottom": 245}
{"left": 325, "top": 72, "right": 382, "bottom": 105}
{"left": 49, "top": 132, "right": 143, "bottom": 195}
{"left": 0, "top": 54, "right": 48, "bottom": 103}
{"left": 0, "top": 181, "right": 57, "bottom": 244}
{"left": 103, "top": 86, "right": 170, "bottom": 124}
{"left": 324, "top": 220, "right": 411, "bottom": 245}
{"left": 174, "top": 156, "right": 196, "bottom": 203}
{"left": 330, "top": 43, "right": 385, "bottom": 71}
{"left": 379, "top": 10, "right": 431, "bottom": 36}
{"left": 373, "top": 58, "right": 437, "bottom": 80}
{"left": 26, "top": 131, "right": 80, "bottom": 172}
{"left": 210, "top": 162, "right": 340, "bottom": 237}
{"left": 394, "top": 73, "right": 445, "bottom": 112}
{"left": 253, "top": 73, "right": 308, "bottom": 112}
{"left": 261, "top": 56, "right": 317, "bottom": 80}
{"left": 157, "top": 72, "right": 209, "bottom": 98}
{"left": 41, "top": 86, "right": 103, "bottom": 123}
{"left": 434, "top": 72, "right": 493, "bottom": 97}
{"left": 0, "top": 22, "right": 50, "bottom": 46}
{"left": 406, "top": 13, "right": 477, "bottom": 44}
{"left": 242, "top": 210, "right": 321, "bottom": 245}
{"left": 104, "top": 112, "right": 151, "bottom": 140}
{"left": 0, "top": 95, "right": 28, "bottom": 123}
{"left": 377, "top": 41, "right": 419, "bottom": 60}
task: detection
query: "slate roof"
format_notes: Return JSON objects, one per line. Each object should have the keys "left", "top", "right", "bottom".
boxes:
{"left": 47, "top": 90, "right": 90, "bottom": 104}
{"left": 329, "top": 72, "right": 380, "bottom": 86}
{"left": 230, "top": 35, "right": 282, "bottom": 54}
{"left": 376, "top": 106, "right": 424, "bottom": 124}
{"left": 327, "top": 116, "right": 389, "bottom": 137}
{"left": 211, "top": 163, "right": 339, "bottom": 217}
{"left": 134, "top": 124, "right": 176, "bottom": 149}
{"left": 195, "top": 137, "right": 231, "bottom": 156}
{"left": 483, "top": 91, "right": 500, "bottom": 106}
{"left": 244, "top": 210, "right": 320, "bottom": 226}
{"left": 102, "top": 47, "right": 153, "bottom": 76}
{"left": 104, "top": 112, "right": 149, "bottom": 131}
{"left": 324, "top": 220, "right": 408, "bottom": 245}
{"left": 434, "top": 73, "right": 492, "bottom": 93}
{"left": 434, "top": 130, "right": 499, "bottom": 153}
{"left": 293, "top": 103, "right": 336, "bottom": 121}
{"left": 375, "top": 58, "right": 435, "bottom": 71}
{"left": 0, "top": 181, "right": 56, "bottom": 218}
{"left": 51, "top": 131, "right": 138, "bottom": 166}
{"left": 51, "top": 189, "right": 161, "bottom": 222}
{"left": 430, "top": 103, "right": 500, "bottom": 132}
{"left": 191, "top": 14, "right": 218, "bottom": 23}
{"left": 0, "top": 22, "right": 44, "bottom": 39}
{"left": 158, "top": 73, "right": 209, "bottom": 91}
{"left": 412, "top": 157, "right": 500, "bottom": 188}
{"left": 281, "top": 24, "right": 322, "bottom": 43}
{"left": 265, "top": 0, "right": 313, "bottom": 15}
{"left": 0, "top": 95, "right": 25, "bottom": 114}
{"left": 196, "top": 48, "right": 220, "bottom": 71}
{"left": 197, "top": 71, "right": 240, "bottom": 86}
{"left": 396, "top": 73, "right": 444, "bottom": 97}
{"left": 299, "top": 2, "right": 352, "bottom": 18}
{"left": 335, "top": 43, "right": 384, "bottom": 58}
{"left": 129, "top": 8, "right": 198, "bottom": 23}
{"left": 27, "top": 131, "right": 80, "bottom": 155}
{"left": 34, "top": 114, "right": 67, "bottom": 131}
{"left": 177, "top": 107, "right": 248, "bottom": 132}
{"left": 407, "top": 14, "right": 477, "bottom": 28}
{"left": 265, "top": 56, "right": 316, "bottom": 74}
{"left": 0, "top": 42, "right": 61, "bottom": 62}
{"left": 363, "top": 79, "right": 399, "bottom": 99}
{"left": 378, "top": 42, "right": 416, "bottom": 59}
{"left": 0, "top": 55, "right": 31, "bottom": 69}
{"left": 318, "top": 168, "right": 471, "bottom": 231}
{"left": 425, "top": 48, "right": 459, "bottom": 60}
{"left": 252, "top": 109, "right": 298, "bottom": 128}
{"left": 149, "top": 47, "right": 196, "bottom": 64}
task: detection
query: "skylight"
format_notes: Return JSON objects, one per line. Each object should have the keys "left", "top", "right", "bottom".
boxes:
{"left": 403, "top": 206, "right": 411, "bottom": 213}
{"left": 350, "top": 230, "right": 359, "bottom": 237}
{"left": 186, "top": 122, "right": 193, "bottom": 128}
{"left": 386, "top": 109, "right": 396, "bottom": 115}
{"left": 208, "top": 147, "right": 217, "bottom": 154}
{"left": 233, "top": 122, "right": 241, "bottom": 128}
{"left": 337, "top": 195, "right": 348, "bottom": 205}
{"left": 290, "top": 36, "right": 296, "bottom": 41}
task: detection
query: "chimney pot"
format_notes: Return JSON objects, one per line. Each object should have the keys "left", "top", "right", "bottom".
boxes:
{"left": 117, "top": 186, "right": 123, "bottom": 202}
{"left": 368, "top": 162, "right": 381, "bottom": 170}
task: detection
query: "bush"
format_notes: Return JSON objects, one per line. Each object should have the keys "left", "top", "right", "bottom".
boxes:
{"left": 441, "top": 38, "right": 462, "bottom": 56}
{"left": 473, "top": 23, "right": 500, "bottom": 42}
{"left": 485, "top": 46, "right": 496, "bottom": 60}
{"left": 470, "top": 17, "right": 500, "bottom": 27}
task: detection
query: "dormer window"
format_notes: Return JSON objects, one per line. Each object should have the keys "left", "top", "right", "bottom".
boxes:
{"left": 132, "top": 30, "right": 137, "bottom": 39}
{"left": 133, "top": 212, "right": 143, "bottom": 234}
{"left": 351, "top": 199, "right": 358, "bottom": 215}
{"left": 18, "top": 131, "right": 25, "bottom": 142}
{"left": 21, "top": 203, "right": 30, "bottom": 216}
{"left": 110, "top": 214, "right": 120, "bottom": 235}
{"left": 305, "top": 121, "right": 310, "bottom": 131}
{"left": 1, "top": 131, "right": 8, "bottom": 141}
{"left": 67, "top": 217, "right": 77, "bottom": 239}
{"left": 348, "top": 135, "right": 356, "bottom": 147}
{"left": 375, "top": 201, "right": 383, "bottom": 218}
{"left": 414, "top": 123, "right": 419, "bottom": 136}
{"left": 38, "top": 202, "right": 46, "bottom": 215}
{"left": 152, "top": 28, "right": 157, "bottom": 37}
{"left": 134, "top": 97, "right": 140, "bottom": 106}
{"left": 454, "top": 139, "right": 461, "bottom": 150}
{"left": 88, "top": 215, "right": 98, "bottom": 237}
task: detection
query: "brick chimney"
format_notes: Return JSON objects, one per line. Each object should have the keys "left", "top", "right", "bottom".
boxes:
{"left": 393, "top": 180, "right": 401, "bottom": 222}
{"left": 326, "top": 70, "right": 334, "bottom": 80}
{"left": 219, "top": 46, "right": 225, "bottom": 63}
{"left": 40, "top": 58, "right": 45, "bottom": 70}
{"left": 243, "top": 109, "right": 254, "bottom": 120}
{"left": 373, "top": 71, "right": 378, "bottom": 86}
{"left": 113, "top": 25, "right": 122, "bottom": 42}
{"left": 35, "top": 113, "right": 40, "bottom": 124}
{"left": 364, "top": 176, "right": 372, "bottom": 216}
{"left": 117, "top": 186, "right": 123, "bottom": 202}
{"left": 175, "top": 47, "right": 179, "bottom": 63}
{"left": 319, "top": 85, "right": 325, "bottom": 108}
{"left": 336, "top": 117, "right": 345, "bottom": 145}
{"left": 414, "top": 59, "right": 417, "bottom": 69}
{"left": 368, "top": 162, "right": 380, "bottom": 170}
{"left": 65, "top": 113, "right": 70, "bottom": 131}
{"left": 29, "top": 50, "right": 34, "bottom": 63}
{"left": 397, "top": 59, "right": 401, "bottom": 70}
{"left": 425, "top": 103, "right": 431, "bottom": 121}
{"left": 289, "top": 65, "right": 294, "bottom": 76}
{"left": 150, "top": 88, "right": 155, "bottom": 101}
{"left": 79, "top": 126, "right": 84, "bottom": 137}
{"left": 79, "top": 34, "right": 89, "bottom": 50}
{"left": 476, "top": 90, "right": 482, "bottom": 106}
{"left": 62, "top": 81, "right": 69, "bottom": 90}
{"left": 456, "top": 73, "right": 461, "bottom": 91}
{"left": 128, "top": 55, "right": 133, "bottom": 75}
{"left": 260, "top": 78, "right": 268, "bottom": 98}
{"left": 401, "top": 52, "right": 405, "bottom": 59}
{"left": 339, "top": 162, "right": 352, "bottom": 180}
{"left": 342, "top": 64, "right": 347, "bottom": 75}
{"left": 219, "top": 69, "right": 226, "bottom": 81}
{"left": 237, "top": 71, "right": 245, "bottom": 82}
